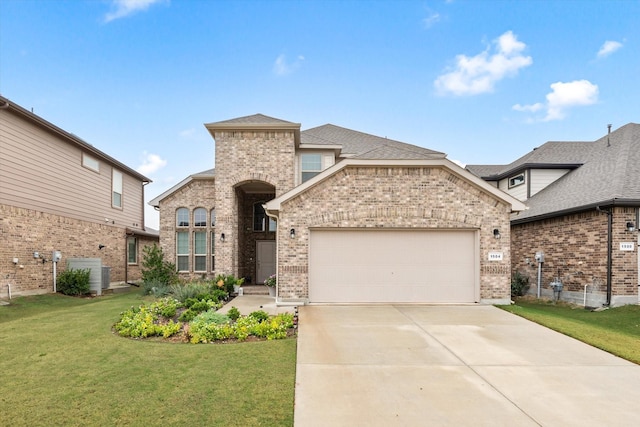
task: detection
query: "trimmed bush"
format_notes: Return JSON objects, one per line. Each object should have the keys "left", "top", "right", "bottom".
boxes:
{"left": 57, "top": 268, "right": 91, "bottom": 296}
{"left": 141, "top": 244, "right": 178, "bottom": 286}
{"left": 511, "top": 271, "right": 530, "bottom": 297}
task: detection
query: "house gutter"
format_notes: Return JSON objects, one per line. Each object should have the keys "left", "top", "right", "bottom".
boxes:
{"left": 512, "top": 198, "right": 640, "bottom": 225}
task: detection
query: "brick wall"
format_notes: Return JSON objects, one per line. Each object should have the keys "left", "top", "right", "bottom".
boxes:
{"left": 158, "top": 178, "right": 216, "bottom": 280}
{"left": 0, "top": 203, "right": 155, "bottom": 298}
{"left": 512, "top": 207, "right": 638, "bottom": 306}
{"left": 276, "top": 166, "right": 512, "bottom": 301}
{"left": 213, "top": 130, "right": 296, "bottom": 277}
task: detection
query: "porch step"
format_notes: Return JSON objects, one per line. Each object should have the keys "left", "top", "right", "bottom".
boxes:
{"left": 240, "top": 285, "right": 270, "bottom": 296}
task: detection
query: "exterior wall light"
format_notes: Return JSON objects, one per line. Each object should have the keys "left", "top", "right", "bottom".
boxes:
{"left": 98, "top": 244, "right": 105, "bottom": 250}
{"left": 290, "top": 228, "right": 296, "bottom": 239}
{"left": 220, "top": 233, "right": 225, "bottom": 242}
{"left": 493, "top": 229, "right": 501, "bottom": 239}
{"left": 626, "top": 222, "right": 636, "bottom": 232}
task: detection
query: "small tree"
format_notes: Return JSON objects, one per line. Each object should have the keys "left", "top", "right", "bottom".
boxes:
{"left": 511, "top": 270, "right": 530, "bottom": 297}
{"left": 141, "top": 244, "right": 178, "bottom": 286}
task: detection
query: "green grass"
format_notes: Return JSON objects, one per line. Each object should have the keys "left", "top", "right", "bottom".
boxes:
{"left": 499, "top": 299, "right": 640, "bottom": 364}
{"left": 0, "top": 291, "right": 296, "bottom": 426}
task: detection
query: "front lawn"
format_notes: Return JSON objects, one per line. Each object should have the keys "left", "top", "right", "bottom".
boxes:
{"left": 0, "top": 291, "right": 296, "bottom": 427}
{"left": 499, "top": 299, "right": 640, "bottom": 364}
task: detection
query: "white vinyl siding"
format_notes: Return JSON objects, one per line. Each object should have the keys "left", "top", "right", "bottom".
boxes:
{"left": 0, "top": 103, "right": 145, "bottom": 227}
{"left": 530, "top": 169, "right": 571, "bottom": 197}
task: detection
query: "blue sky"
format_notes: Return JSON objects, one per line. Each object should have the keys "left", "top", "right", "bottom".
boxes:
{"left": 1, "top": 0, "right": 638, "bottom": 229}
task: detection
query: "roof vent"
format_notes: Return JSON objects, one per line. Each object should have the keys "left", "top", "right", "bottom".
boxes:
{"left": 607, "top": 124, "right": 611, "bottom": 147}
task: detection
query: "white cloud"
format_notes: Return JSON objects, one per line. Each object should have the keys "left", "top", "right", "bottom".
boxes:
{"left": 273, "top": 54, "right": 305, "bottom": 76}
{"left": 434, "top": 31, "right": 532, "bottom": 96}
{"left": 423, "top": 10, "right": 441, "bottom": 28}
{"left": 512, "top": 103, "right": 544, "bottom": 113}
{"left": 597, "top": 40, "right": 623, "bottom": 58}
{"left": 104, "top": 0, "right": 166, "bottom": 23}
{"left": 513, "top": 80, "right": 599, "bottom": 121}
{"left": 137, "top": 151, "right": 167, "bottom": 175}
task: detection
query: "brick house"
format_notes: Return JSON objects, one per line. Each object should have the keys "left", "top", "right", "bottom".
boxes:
{"left": 467, "top": 123, "right": 640, "bottom": 307}
{"left": 150, "top": 114, "right": 525, "bottom": 305}
{"left": 0, "top": 96, "right": 158, "bottom": 299}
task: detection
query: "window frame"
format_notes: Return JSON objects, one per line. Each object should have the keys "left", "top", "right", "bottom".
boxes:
{"left": 176, "top": 231, "right": 189, "bottom": 272}
{"left": 194, "top": 208, "right": 207, "bottom": 227}
{"left": 176, "top": 208, "right": 189, "bottom": 227}
{"left": 82, "top": 153, "right": 99, "bottom": 172}
{"left": 211, "top": 231, "right": 215, "bottom": 271}
{"left": 508, "top": 173, "right": 525, "bottom": 189}
{"left": 193, "top": 231, "right": 207, "bottom": 272}
{"left": 301, "top": 153, "right": 323, "bottom": 183}
{"left": 112, "top": 169, "right": 123, "bottom": 208}
{"left": 127, "top": 236, "right": 137, "bottom": 265}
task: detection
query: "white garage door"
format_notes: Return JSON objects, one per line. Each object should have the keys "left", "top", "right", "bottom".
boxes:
{"left": 309, "top": 229, "right": 478, "bottom": 303}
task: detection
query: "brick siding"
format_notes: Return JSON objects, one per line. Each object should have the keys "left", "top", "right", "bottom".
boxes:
{"left": 276, "top": 166, "right": 512, "bottom": 301}
{"left": 512, "top": 207, "right": 639, "bottom": 306}
{"left": 0, "top": 203, "right": 156, "bottom": 298}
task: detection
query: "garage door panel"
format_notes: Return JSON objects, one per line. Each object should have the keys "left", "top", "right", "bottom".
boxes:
{"left": 309, "top": 230, "right": 477, "bottom": 303}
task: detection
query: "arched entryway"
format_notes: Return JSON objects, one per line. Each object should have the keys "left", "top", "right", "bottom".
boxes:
{"left": 235, "top": 180, "right": 276, "bottom": 284}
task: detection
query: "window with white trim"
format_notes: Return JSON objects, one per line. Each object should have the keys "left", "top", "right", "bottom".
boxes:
{"left": 112, "top": 170, "right": 123, "bottom": 208}
{"left": 210, "top": 208, "right": 216, "bottom": 226}
{"left": 194, "top": 208, "right": 207, "bottom": 227}
{"left": 176, "top": 208, "right": 189, "bottom": 227}
{"left": 176, "top": 231, "right": 189, "bottom": 271}
{"left": 301, "top": 153, "right": 322, "bottom": 183}
{"left": 508, "top": 173, "right": 525, "bottom": 188}
{"left": 194, "top": 231, "right": 206, "bottom": 272}
{"left": 82, "top": 153, "right": 99, "bottom": 172}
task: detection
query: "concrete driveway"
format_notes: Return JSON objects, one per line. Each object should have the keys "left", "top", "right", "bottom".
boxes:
{"left": 294, "top": 305, "right": 640, "bottom": 426}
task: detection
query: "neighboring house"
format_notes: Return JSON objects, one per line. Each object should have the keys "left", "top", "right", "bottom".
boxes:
{"left": 467, "top": 123, "right": 640, "bottom": 307}
{"left": 150, "top": 114, "right": 525, "bottom": 305}
{"left": 0, "top": 95, "right": 158, "bottom": 299}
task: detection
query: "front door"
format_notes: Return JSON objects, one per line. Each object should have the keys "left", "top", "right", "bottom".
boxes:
{"left": 256, "top": 240, "right": 276, "bottom": 284}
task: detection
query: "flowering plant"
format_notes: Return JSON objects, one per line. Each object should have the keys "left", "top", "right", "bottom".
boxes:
{"left": 264, "top": 274, "right": 276, "bottom": 287}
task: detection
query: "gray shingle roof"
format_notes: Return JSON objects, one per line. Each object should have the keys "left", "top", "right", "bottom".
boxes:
{"left": 301, "top": 124, "right": 445, "bottom": 160}
{"left": 481, "top": 123, "right": 640, "bottom": 223}
{"left": 206, "top": 114, "right": 297, "bottom": 126}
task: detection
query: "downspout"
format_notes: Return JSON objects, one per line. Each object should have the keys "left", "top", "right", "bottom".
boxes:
{"left": 597, "top": 206, "right": 613, "bottom": 306}
{"left": 264, "top": 208, "right": 279, "bottom": 302}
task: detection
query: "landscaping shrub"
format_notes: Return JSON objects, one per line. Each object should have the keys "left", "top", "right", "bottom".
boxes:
{"left": 141, "top": 280, "right": 171, "bottom": 297}
{"left": 248, "top": 310, "right": 269, "bottom": 323}
{"left": 170, "top": 281, "right": 215, "bottom": 303}
{"left": 114, "top": 298, "right": 183, "bottom": 338}
{"left": 57, "top": 268, "right": 91, "bottom": 296}
{"left": 227, "top": 306, "right": 241, "bottom": 321}
{"left": 511, "top": 270, "right": 530, "bottom": 297}
{"left": 213, "top": 274, "right": 243, "bottom": 294}
{"left": 141, "top": 244, "right": 179, "bottom": 286}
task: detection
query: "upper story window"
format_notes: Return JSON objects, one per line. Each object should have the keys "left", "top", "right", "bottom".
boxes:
{"left": 194, "top": 208, "right": 207, "bottom": 227}
{"left": 211, "top": 208, "right": 216, "bottom": 226}
{"left": 301, "top": 153, "right": 322, "bottom": 183}
{"left": 254, "top": 202, "right": 276, "bottom": 232}
{"left": 508, "top": 173, "right": 525, "bottom": 188}
{"left": 176, "top": 208, "right": 189, "bottom": 227}
{"left": 112, "top": 170, "right": 123, "bottom": 208}
{"left": 82, "top": 153, "right": 99, "bottom": 172}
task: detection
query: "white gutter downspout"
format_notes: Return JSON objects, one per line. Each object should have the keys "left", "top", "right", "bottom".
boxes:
{"left": 264, "top": 207, "right": 279, "bottom": 302}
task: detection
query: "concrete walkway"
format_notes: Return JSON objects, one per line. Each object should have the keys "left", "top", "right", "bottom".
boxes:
{"left": 217, "top": 294, "right": 297, "bottom": 316}
{"left": 294, "top": 305, "right": 640, "bottom": 426}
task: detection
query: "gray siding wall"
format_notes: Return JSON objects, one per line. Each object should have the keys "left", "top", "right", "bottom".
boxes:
{"left": 529, "top": 169, "right": 570, "bottom": 197}
{"left": 0, "top": 109, "right": 144, "bottom": 228}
